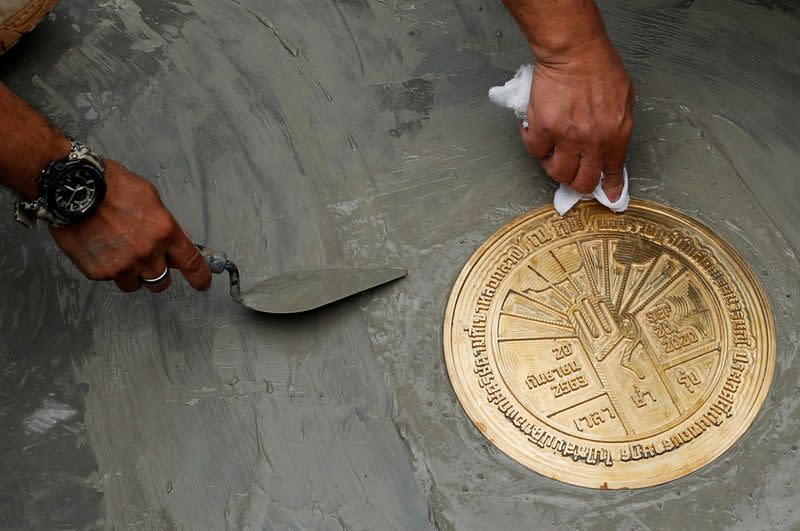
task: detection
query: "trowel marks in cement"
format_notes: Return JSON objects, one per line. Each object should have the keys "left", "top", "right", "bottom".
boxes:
{"left": 2, "top": 0, "right": 800, "bottom": 529}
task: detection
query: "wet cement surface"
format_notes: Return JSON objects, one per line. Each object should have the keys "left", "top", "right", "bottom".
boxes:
{"left": 1, "top": 0, "right": 799, "bottom": 528}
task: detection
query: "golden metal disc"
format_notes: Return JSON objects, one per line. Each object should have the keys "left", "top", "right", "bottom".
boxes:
{"left": 444, "top": 199, "right": 775, "bottom": 489}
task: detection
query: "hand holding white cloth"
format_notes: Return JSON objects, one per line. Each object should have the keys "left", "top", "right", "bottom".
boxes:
{"left": 489, "top": 64, "right": 630, "bottom": 216}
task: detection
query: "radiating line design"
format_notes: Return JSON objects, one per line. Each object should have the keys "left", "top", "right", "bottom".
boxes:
{"left": 619, "top": 257, "right": 660, "bottom": 314}
{"left": 499, "top": 310, "right": 572, "bottom": 330}
{"left": 629, "top": 267, "right": 688, "bottom": 316}
{"left": 549, "top": 249, "right": 567, "bottom": 274}
{"left": 497, "top": 334, "right": 578, "bottom": 342}
{"left": 526, "top": 264, "right": 573, "bottom": 303}
{"left": 615, "top": 259, "right": 632, "bottom": 312}
{"left": 507, "top": 289, "right": 567, "bottom": 318}
{"left": 577, "top": 242, "right": 600, "bottom": 297}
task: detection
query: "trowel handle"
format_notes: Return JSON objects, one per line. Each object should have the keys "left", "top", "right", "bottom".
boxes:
{"left": 195, "top": 244, "right": 243, "bottom": 303}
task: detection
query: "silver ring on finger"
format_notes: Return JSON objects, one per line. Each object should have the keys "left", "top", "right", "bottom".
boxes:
{"left": 141, "top": 266, "right": 170, "bottom": 286}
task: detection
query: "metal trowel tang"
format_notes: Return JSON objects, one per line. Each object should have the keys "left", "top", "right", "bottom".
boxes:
{"left": 196, "top": 244, "right": 406, "bottom": 314}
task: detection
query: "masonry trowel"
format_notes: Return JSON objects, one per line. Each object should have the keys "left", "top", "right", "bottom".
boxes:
{"left": 196, "top": 245, "right": 406, "bottom": 314}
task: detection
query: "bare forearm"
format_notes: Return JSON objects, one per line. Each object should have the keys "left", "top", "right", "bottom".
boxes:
{"left": 0, "top": 82, "right": 69, "bottom": 200}
{"left": 501, "top": 0, "right": 606, "bottom": 61}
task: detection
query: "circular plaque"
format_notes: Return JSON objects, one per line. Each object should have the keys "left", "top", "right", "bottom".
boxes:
{"left": 444, "top": 199, "right": 775, "bottom": 489}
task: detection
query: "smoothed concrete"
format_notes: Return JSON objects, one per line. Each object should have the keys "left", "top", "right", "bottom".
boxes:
{"left": 2, "top": 0, "right": 799, "bottom": 528}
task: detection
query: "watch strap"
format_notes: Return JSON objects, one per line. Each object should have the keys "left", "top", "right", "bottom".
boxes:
{"left": 15, "top": 197, "right": 49, "bottom": 228}
{"left": 67, "top": 137, "right": 105, "bottom": 173}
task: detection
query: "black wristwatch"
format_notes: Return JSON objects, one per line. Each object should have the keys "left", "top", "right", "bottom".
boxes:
{"left": 15, "top": 138, "right": 107, "bottom": 228}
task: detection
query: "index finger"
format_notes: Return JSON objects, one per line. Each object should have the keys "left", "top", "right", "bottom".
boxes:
{"left": 520, "top": 120, "right": 554, "bottom": 160}
{"left": 166, "top": 231, "right": 212, "bottom": 291}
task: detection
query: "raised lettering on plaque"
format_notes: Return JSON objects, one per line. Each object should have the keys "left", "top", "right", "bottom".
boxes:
{"left": 444, "top": 199, "right": 775, "bottom": 489}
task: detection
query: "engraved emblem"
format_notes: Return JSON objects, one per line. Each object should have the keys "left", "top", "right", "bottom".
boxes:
{"left": 444, "top": 200, "right": 775, "bottom": 489}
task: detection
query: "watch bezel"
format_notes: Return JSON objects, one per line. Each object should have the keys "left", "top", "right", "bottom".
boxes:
{"left": 42, "top": 159, "right": 107, "bottom": 223}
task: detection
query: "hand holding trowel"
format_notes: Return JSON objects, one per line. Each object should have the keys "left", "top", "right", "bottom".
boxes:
{"left": 195, "top": 244, "right": 405, "bottom": 314}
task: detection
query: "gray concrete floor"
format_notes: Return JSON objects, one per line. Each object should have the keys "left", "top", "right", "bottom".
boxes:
{"left": 2, "top": 0, "right": 800, "bottom": 529}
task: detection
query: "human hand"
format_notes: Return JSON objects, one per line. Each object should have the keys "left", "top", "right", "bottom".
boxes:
{"left": 520, "top": 35, "right": 634, "bottom": 200}
{"left": 49, "top": 160, "right": 212, "bottom": 293}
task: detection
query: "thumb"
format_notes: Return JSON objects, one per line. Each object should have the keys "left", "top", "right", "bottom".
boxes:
{"left": 602, "top": 155, "right": 626, "bottom": 202}
{"left": 602, "top": 169, "right": 624, "bottom": 202}
{"left": 603, "top": 123, "right": 632, "bottom": 202}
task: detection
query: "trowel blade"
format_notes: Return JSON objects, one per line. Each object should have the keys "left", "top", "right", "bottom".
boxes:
{"left": 239, "top": 267, "right": 407, "bottom": 314}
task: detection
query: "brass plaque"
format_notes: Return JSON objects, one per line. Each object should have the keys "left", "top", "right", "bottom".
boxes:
{"left": 444, "top": 199, "right": 775, "bottom": 489}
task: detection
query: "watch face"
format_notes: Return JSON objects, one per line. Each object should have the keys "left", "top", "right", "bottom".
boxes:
{"left": 55, "top": 171, "right": 98, "bottom": 213}
{"left": 46, "top": 161, "right": 106, "bottom": 222}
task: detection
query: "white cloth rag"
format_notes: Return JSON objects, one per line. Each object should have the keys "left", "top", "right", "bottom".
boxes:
{"left": 488, "top": 64, "right": 630, "bottom": 216}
